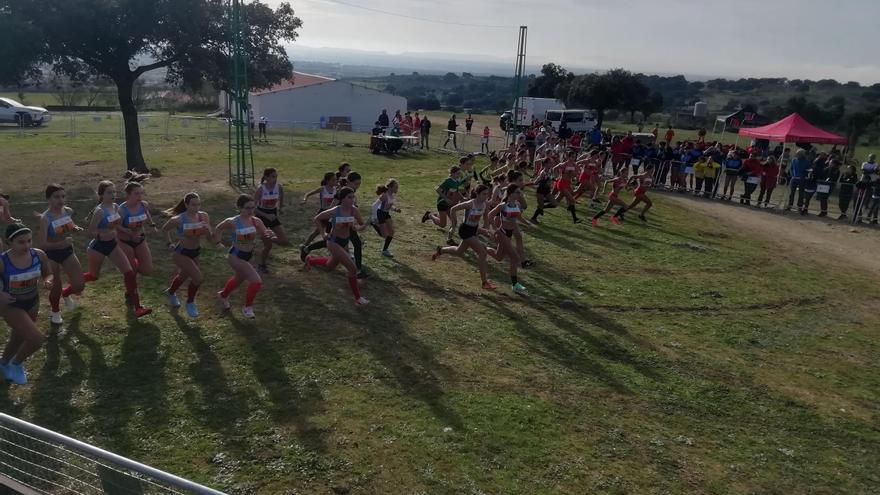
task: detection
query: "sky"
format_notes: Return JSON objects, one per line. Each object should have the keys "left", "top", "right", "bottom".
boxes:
{"left": 274, "top": 0, "right": 880, "bottom": 84}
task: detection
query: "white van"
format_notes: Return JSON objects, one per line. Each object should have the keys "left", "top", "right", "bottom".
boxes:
{"left": 544, "top": 109, "right": 597, "bottom": 133}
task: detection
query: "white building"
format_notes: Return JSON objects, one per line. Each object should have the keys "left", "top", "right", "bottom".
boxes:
{"left": 224, "top": 71, "right": 407, "bottom": 131}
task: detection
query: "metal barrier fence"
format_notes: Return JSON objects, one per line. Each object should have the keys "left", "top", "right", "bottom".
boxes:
{"left": 0, "top": 414, "right": 225, "bottom": 495}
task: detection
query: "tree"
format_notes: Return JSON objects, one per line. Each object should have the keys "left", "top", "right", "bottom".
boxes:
{"left": 50, "top": 75, "right": 86, "bottom": 107}
{"left": 845, "top": 111, "right": 877, "bottom": 153}
{"left": 527, "top": 63, "right": 573, "bottom": 98}
{"left": 2, "top": 0, "right": 301, "bottom": 172}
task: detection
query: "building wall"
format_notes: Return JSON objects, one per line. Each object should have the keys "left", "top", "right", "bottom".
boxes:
{"left": 251, "top": 82, "right": 407, "bottom": 130}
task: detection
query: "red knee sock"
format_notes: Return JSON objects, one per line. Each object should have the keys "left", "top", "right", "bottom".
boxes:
{"left": 49, "top": 292, "right": 61, "bottom": 312}
{"left": 132, "top": 258, "right": 140, "bottom": 272}
{"left": 220, "top": 277, "right": 239, "bottom": 298}
{"left": 245, "top": 282, "right": 262, "bottom": 307}
{"left": 62, "top": 284, "right": 82, "bottom": 297}
{"left": 168, "top": 275, "right": 185, "bottom": 294}
{"left": 348, "top": 276, "right": 361, "bottom": 300}
{"left": 186, "top": 283, "right": 200, "bottom": 304}
{"left": 123, "top": 270, "right": 141, "bottom": 308}
{"left": 83, "top": 272, "right": 97, "bottom": 283}
{"left": 307, "top": 256, "right": 330, "bottom": 267}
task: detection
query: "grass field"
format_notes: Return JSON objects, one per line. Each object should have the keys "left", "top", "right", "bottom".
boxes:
{"left": 0, "top": 130, "right": 879, "bottom": 494}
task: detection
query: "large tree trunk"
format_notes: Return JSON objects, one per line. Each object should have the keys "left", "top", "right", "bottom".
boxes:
{"left": 115, "top": 76, "right": 148, "bottom": 172}
{"left": 596, "top": 109, "right": 605, "bottom": 130}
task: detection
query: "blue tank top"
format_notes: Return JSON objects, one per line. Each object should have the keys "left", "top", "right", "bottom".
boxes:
{"left": 45, "top": 210, "right": 76, "bottom": 239}
{"left": 329, "top": 206, "right": 355, "bottom": 228}
{"left": 119, "top": 202, "right": 148, "bottom": 229}
{"left": 96, "top": 205, "right": 121, "bottom": 229}
{"left": 1, "top": 250, "right": 41, "bottom": 298}
{"left": 177, "top": 212, "right": 208, "bottom": 238}
{"left": 230, "top": 216, "right": 256, "bottom": 247}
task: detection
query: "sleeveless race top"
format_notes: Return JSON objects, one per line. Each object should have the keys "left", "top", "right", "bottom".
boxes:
{"left": 330, "top": 206, "right": 355, "bottom": 229}
{"left": 119, "top": 202, "right": 148, "bottom": 230}
{"left": 1, "top": 249, "right": 40, "bottom": 299}
{"left": 45, "top": 210, "right": 76, "bottom": 239}
{"left": 319, "top": 186, "right": 336, "bottom": 210}
{"left": 177, "top": 212, "right": 208, "bottom": 238}
{"left": 96, "top": 205, "right": 122, "bottom": 229}
{"left": 230, "top": 216, "right": 257, "bottom": 247}
{"left": 464, "top": 204, "right": 484, "bottom": 227}
{"left": 259, "top": 183, "right": 280, "bottom": 211}
{"left": 501, "top": 202, "right": 521, "bottom": 223}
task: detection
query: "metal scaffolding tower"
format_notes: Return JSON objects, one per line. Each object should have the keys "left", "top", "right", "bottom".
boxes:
{"left": 227, "top": 0, "right": 255, "bottom": 187}
{"left": 508, "top": 25, "right": 528, "bottom": 143}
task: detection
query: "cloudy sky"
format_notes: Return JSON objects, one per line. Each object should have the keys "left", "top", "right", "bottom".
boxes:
{"left": 278, "top": 0, "right": 880, "bottom": 84}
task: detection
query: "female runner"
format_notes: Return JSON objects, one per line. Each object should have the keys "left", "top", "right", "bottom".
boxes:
{"left": 254, "top": 167, "right": 289, "bottom": 273}
{"left": 573, "top": 150, "right": 603, "bottom": 204}
{"left": 431, "top": 184, "right": 497, "bottom": 290}
{"left": 300, "top": 172, "right": 338, "bottom": 247}
{"left": 162, "top": 192, "right": 212, "bottom": 318}
{"left": 214, "top": 194, "right": 275, "bottom": 319}
{"left": 591, "top": 168, "right": 629, "bottom": 226}
{"left": 622, "top": 166, "right": 655, "bottom": 222}
{"left": 302, "top": 172, "right": 368, "bottom": 278}
{"left": 117, "top": 181, "right": 157, "bottom": 277}
{"left": 0, "top": 191, "right": 21, "bottom": 250}
{"left": 372, "top": 179, "right": 401, "bottom": 258}
{"left": 83, "top": 181, "right": 152, "bottom": 318}
{"left": 486, "top": 184, "right": 528, "bottom": 295}
{"left": 506, "top": 170, "right": 535, "bottom": 268}
{"left": 421, "top": 166, "right": 463, "bottom": 245}
{"left": 553, "top": 151, "right": 581, "bottom": 223}
{"left": 0, "top": 224, "right": 51, "bottom": 385}
{"left": 529, "top": 157, "right": 558, "bottom": 224}
{"left": 36, "top": 184, "right": 85, "bottom": 325}
{"left": 303, "top": 187, "right": 370, "bottom": 306}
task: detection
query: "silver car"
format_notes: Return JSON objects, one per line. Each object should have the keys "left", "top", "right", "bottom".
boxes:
{"left": 0, "top": 97, "right": 52, "bottom": 126}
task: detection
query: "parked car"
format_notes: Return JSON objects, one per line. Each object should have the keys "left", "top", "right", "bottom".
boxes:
{"left": 0, "top": 97, "right": 52, "bottom": 127}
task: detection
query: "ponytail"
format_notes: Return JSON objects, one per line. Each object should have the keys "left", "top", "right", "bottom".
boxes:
{"left": 470, "top": 184, "right": 489, "bottom": 199}
{"left": 503, "top": 184, "right": 520, "bottom": 202}
{"left": 320, "top": 172, "right": 335, "bottom": 186}
{"left": 260, "top": 167, "right": 277, "bottom": 184}
{"left": 376, "top": 178, "right": 398, "bottom": 196}
{"left": 164, "top": 192, "right": 200, "bottom": 216}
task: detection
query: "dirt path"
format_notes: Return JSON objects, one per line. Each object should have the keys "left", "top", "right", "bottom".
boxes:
{"left": 665, "top": 194, "right": 880, "bottom": 276}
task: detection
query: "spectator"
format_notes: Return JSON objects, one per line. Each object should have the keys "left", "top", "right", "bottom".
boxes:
{"left": 693, "top": 155, "right": 708, "bottom": 196}
{"left": 443, "top": 115, "right": 458, "bottom": 150}
{"left": 481, "top": 126, "right": 490, "bottom": 154}
{"left": 651, "top": 124, "right": 659, "bottom": 140}
{"left": 536, "top": 127, "right": 549, "bottom": 148}
{"left": 837, "top": 165, "right": 858, "bottom": 220}
{"left": 637, "top": 121, "right": 644, "bottom": 132}
{"left": 697, "top": 127, "right": 707, "bottom": 144}
{"left": 703, "top": 155, "right": 721, "bottom": 198}
{"left": 392, "top": 110, "right": 402, "bottom": 127}
{"left": 378, "top": 109, "right": 389, "bottom": 128}
{"left": 631, "top": 140, "right": 646, "bottom": 174}
{"left": 413, "top": 112, "right": 421, "bottom": 133}
{"left": 720, "top": 150, "right": 742, "bottom": 200}
{"left": 401, "top": 112, "right": 413, "bottom": 136}
{"left": 590, "top": 126, "right": 602, "bottom": 145}
{"left": 785, "top": 149, "right": 811, "bottom": 212}
{"left": 756, "top": 156, "right": 780, "bottom": 207}
{"left": 658, "top": 141, "right": 674, "bottom": 187}
{"left": 569, "top": 131, "right": 583, "bottom": 151}
{"left": 465, "top": 114, "right": 474, "bottom": 134}
{"left": 258, "top": 116, "right": 268, "bottom": 142}
{"left": 664, "top": 125, "right": 675, "bottom": 144}
{"left": 816, "top": 159, "right": 841, "bottom": 217}
{"left": 670, "top": 142, "right": 683, "bottom": 191}
{"left": 420, "top": 115, "right": 431, "bottom": 149}
{"left": 558, "top": 121, "right": 572, "bottom": 141}
{"left": 740, "top": 152, "right": 763, "bottom": 205}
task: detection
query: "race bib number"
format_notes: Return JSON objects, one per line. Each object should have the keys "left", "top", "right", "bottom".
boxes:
{"left": 183, "top": 222, "right": 206, "bottom": 237}
{"left": 106, "top": 212, "right": 121, "bottom": 224}
{"left": 52, "top": 216, "right": 75, "bottom": 235}
{"left": 127, "top": 213, "right": 148, "bottom": 229}
{"left": 235, "top": 226, "right": 257, "bottom": 242}
{"left": 9, "top": 269, "right": 40, "bottom": 294}
{"left": 746, "top": 176, "right": 761, "bottom": 184}
{"left": 816, "top": 184, "right": 831, "bottom": 194}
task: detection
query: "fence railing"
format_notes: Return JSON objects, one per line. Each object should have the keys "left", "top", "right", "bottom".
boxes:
{"left": 0, "top": 413, "right": 226, "bottom": 495}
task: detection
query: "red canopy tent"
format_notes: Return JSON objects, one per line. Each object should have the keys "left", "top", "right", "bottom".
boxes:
{"left": 738, "top": 113, "right": 848, "bottom": 145}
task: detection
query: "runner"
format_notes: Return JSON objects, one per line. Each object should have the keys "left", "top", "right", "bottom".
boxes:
{"left": 573, "top": 150, "right": 602, "bottom": 205}
{"left": 591, "top": 168, "right": 629, "bottom": 226}
{"left": 36, "top": 184, "right": 85, "bottom": 325}
{"left": 162, "top": 192, "right": 213, "bottom": 318}
{"left": 302, "top": 187, "right": 370, "bottom": 306}
{"left": 486, "top": 184, "right": 528, "bottom": 295}
{"left": 117, "top": 181, "right": 157, "bottom": 277}
{"left": 83, "top": 181, "right": 152, "bottom": 318}
{"left": 553, "top": 151, "right": 581, "bottom": 223}
{"left": 622, "top": 166, "right": 656, "bottom": 222}
{"left": 0, "top": 224, "right": 51, "bottom": 385}
{"left": 421, "top": 166, "right": 463, "bottom": 245}
{"left": 0, "top": 192, "right": 20, "bottom": 250}
{"left": 372, "top": 179, "right": 401, "bottom": 258}
{"left": 505, "top": 170, "right": 535, "bottom": 268}
{"left": 214, "top": 194, "right": 275, "bottom": 319}
{"left": 431, "top": 184, "right": 497, "bottom": 290}
{"left": 529, "top": 157, "right": 558, "bottom": 224}
{"left": 254, "top": 168, "right": 289, "bottom": 273}
{"left": 300, "top": 172, "right": 337, "bottom": 248}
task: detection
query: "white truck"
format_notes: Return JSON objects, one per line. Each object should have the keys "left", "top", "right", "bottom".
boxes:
{"left": 500, "top": 97, "right": 565, "bottom": 131}
{"left": 544, "top": 108, "right": 598, "bottom": 134}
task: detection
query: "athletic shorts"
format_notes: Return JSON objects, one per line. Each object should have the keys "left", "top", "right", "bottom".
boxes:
{"left": 46, "top": 246, "right": 74, "bottom": 264}
{"left": 229, "top": 247, "right": 253, "bottom": 262}
{"left": 175, "top": 245, "right": 201, "bottom": 259}
{"left": 502, "top": 228, "right": 514, "bottom": 238}
{"left": 121, "top": 237, "right": 145, "bottom": 249}
{"left": 536, "top": 181, "right": 552, "bottom": 196}
{"left": 88, "top": 238, "right": 117, "bottom": 257}
{"left": 376, "top": 210, "right": 392, "bottom": 224}
{"left": 437, "top": 199, "right": 452, "bottom": 212}
{"left": 9, "top": 295, "right": 38, "bottom": 313}
{"left": 634, "top": 187, "right": 647, "bottom": 197}
{"left": 554, "top": 179, "right": 572, "bottom": 192}
{"left": 329, "top": 235, "right": 350, "bottom": 249}
{"left": 256, "top": 209, "right": 281, "bottom": 229}
{"left": 458, "top": 224, "right": 478, "bottom": 240}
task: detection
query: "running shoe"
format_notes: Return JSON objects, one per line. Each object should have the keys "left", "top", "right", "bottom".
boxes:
{"left": 217, "top": 292, "right": 231, "bottom": 310}
{"left": 590, "top": 218, "right": 599, "bottom": 227}
{"left": 50, "top": 312, "right": 63, "bottom": 325}
{"left": 63, "top": 295, "right": 76, "bottom": 310}
{"left": 431, "top": 246, "right": 442, "bottom": 261}
{"left": 166, "top": 290, "right": 181, "bottom": 308}
{"left": 512, "top": 283, "right": 528, "bottom": 295}
{"left": 242, "top": 306, "right": 256, "bottom": 319}
{"left": 186, "top": 302, "right": 199, "bottom": 318}
{"left": 610, "top": 215, "right": 622, "bottom": 225}
{"left": 482, "top": 281, "right": 498, "bottom": 290}
{"left": 299, "top": 244, "right": 309, "bottom": 262}
{"left": 5, "top": 363, "right": 27, "bottom": 385}
{"left": 355, "top": 297, "right": 370, "bottom": 306}
{"left": 381, "top": 250, "right": 394, "bottom": 258}
{"left": 521, "top": 259, "right": 536, "bottom": 268}
{"left": 134, "top": 306, "right": 152, "bottom": 318}
{"left": 421, "top": 211, "right": 431, "bottom": 223}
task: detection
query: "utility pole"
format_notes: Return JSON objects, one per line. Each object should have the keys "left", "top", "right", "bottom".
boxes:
{"left": 227, "top": 0, "right": 255, "bottom": 187}
{"left": 508, "top": 25, "right": 528, "bottom": 144}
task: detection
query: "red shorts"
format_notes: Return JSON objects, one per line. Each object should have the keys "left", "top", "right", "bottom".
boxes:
{"left": 608, "top": 191, "right": 619, "bottom": 200}
{"left": 578, "top": 172, "right": 590, "bottom": 185}
{"left": 554, "top": 179, "right": 572, "bottom": 192}
{"left": 634, "top": 186, "right": 647, "bottom": 197}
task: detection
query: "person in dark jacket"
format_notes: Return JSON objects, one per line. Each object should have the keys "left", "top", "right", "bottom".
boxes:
{"left": 377, "top": 109, "right": 389, "bottom": 128}
{"left": 816, "top": 159, "right": 840, "bottom": 217}
{"left": 786, "top": 148, "right": 811, "bottom": 211}
{"left": 420, "top": 116, "right": 431, "bottom": 149}
{"left": 443, "top": 115, "right": 458, "bottom": 150}
{"left": 837, "top": 165, "right": 858, "bottom": 219}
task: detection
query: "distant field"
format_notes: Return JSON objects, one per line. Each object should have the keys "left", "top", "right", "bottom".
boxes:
{"left": 0, "top": 128, "right": 878, "bottom": 494}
